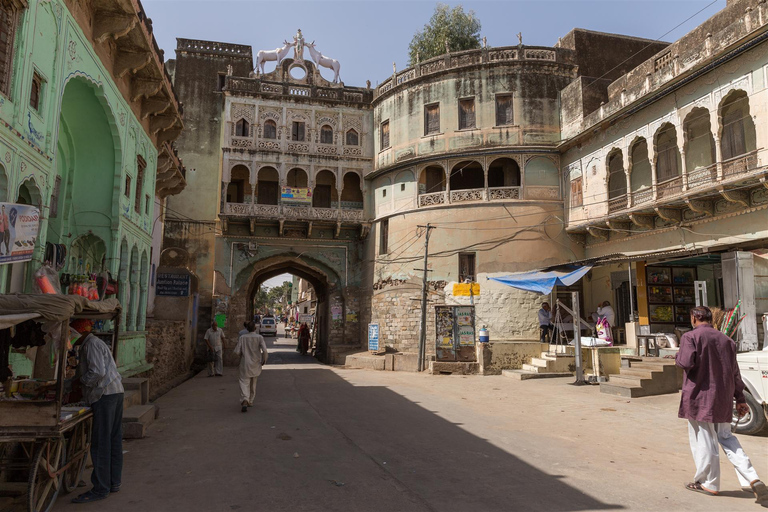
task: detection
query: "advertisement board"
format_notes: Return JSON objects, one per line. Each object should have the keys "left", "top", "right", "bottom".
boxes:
{"left": 368, "top": 323, "right": 379, "bottom": 352}
{"left": 156, "top": 273, "right": 191, "bottom": 297}
{"left": 0, "top": 203, "right": 40, "bottom": 266}
{"left": 281, "top": 187, "right": 312, "bottom": 205}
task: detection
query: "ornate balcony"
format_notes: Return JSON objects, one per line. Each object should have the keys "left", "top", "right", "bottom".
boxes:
{"left": 450, "top": 188, "right": 485, "bottom": 203}
{"left": 687, "top": 164, "right": 717, "bottom": 189}
{"left": 656, "top": 176, "right": 683, "bottom": 200}
{"left": 608, "top": 195, "right": 627, "bottom": 213}
{"left": 723, "top": 150, "right": 758, "bottom": 178}
{"left": 416, "top": 185, "right": 549, "bottom": 208}
{"left": 418, "top": 191, "right": 447, "bottom": 207}
{"left": 222, "top": 203, "right": 364, "bottom": 223}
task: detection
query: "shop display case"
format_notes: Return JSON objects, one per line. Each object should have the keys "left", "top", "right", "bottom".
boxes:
{"left": 646, "top": 266, "right": 698, "bottom": 331}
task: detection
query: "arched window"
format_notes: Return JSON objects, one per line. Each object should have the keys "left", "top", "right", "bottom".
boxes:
{"left": 630, "top": 138, "right": 652, "bottom": 200}
{"left": 719, "top": 90, "right": 756, "bottom": 160}
{"left": 263, "top": 119, "right": 277, "bottom": 139}
{"left": 345, "top": 129, "right": 359, "bottom": 146}
{"left": 607, "top": 151, "right": 626, "bottom": 200}
{"left": 235, "top": 118, "right": 250, "bottom": 137}
{"left": 320, "top": 125, "right": 333, "bottom": 144}
{"left": 655, "top": 124, "right": 681, "bottom": 182}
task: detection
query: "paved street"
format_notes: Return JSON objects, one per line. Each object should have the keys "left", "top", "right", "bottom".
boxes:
{"left": 55, "top": 326, "right": 767, "bottom": 512}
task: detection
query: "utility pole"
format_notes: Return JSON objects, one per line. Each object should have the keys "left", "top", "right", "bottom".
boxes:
{"left": 416, "top": 224, "right": 436, "bottom": 372}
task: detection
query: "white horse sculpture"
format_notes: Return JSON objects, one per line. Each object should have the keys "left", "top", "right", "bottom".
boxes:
{"left": 255, "top": 40, "right": 293, "bottom": 76}
{"left": 306, "top": 41, "right": 341, "bottom": 83}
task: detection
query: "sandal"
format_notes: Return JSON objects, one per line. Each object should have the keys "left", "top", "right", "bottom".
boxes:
{"left": 71, "top": 491, "right": 108, "bottom": 503}
{"left": 751, "top": 480, "right": 768, "bottom": 503}
{"left": 685, "top": 482, "right": 718, "bottom": 496}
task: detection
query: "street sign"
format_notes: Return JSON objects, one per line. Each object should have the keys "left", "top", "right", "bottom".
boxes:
{"left": 368, "top": 323, "right": 379, "bottom": 352}
{"left": 156, "top": 273, "right": 191, "bottom": 297}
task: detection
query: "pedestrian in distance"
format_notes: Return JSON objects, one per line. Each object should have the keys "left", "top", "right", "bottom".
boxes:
{"left": 233, "top": 322, "right": 268, "bottom": 413}
{"left": 204, "top": 320, "right": 225, "bottom": 377}
{"left": 538, "top": 302, "right": 553, "bottom": 343}
{"left": 298, "top": 322, "right": 311, "bottom": 355}
{"left": 69, "top": 320, "right": 124, "bottom": 504}
{"left": 675, "top": 306, "right": 768, "bottom": 502}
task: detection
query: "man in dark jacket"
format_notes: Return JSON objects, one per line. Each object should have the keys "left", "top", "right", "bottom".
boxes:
{"left": 675, "top": 306, "right": 767, "bottom": 502}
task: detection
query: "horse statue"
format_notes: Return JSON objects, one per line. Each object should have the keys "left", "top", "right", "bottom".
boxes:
{"left": 306, "top": 41, "right": 341, "bottom": 83}
{"left": 255, "top": 40, "right": 293, "bottom": 76}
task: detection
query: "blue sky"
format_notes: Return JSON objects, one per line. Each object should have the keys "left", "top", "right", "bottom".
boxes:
{"left": 145, "top": 0, "right": 726, "bottom": 87}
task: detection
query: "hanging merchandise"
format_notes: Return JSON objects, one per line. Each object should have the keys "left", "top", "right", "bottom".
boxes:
{"left": 595, "top": 317, "right": 613, "bottom": 345}
{"left": 33, "top": 265, "right": 61, "bottom": 294}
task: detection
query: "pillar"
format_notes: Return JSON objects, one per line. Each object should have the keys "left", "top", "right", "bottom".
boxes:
{"left": 680, "top": 147, "right": 688, "bottom": 191}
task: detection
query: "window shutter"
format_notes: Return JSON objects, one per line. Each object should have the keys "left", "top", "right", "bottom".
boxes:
{"left": 496, "top": 95, "right": 513, "bottom": 126}
{"left": 459, "top": 99, "right": 475, "bottom": 129}
{"left": 425, "top": 104, "right": 440, "bottom": 135}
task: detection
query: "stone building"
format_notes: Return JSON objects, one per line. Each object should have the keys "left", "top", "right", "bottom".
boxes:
{"left": 559, "top": 0, "right": 768, "bottom": 350}
{"left": 165, "top": 0, "right": 768, "bottom": 366}
{"left": 164, "top": 36, "right": 372, "bottom": 361}
{"left": 0, "top": 0, "right": 185, "bottom": 376}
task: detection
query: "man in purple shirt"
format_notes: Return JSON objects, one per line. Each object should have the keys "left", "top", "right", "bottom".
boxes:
{"left": 675, "top": 306, "right": 767, "bottom": 502}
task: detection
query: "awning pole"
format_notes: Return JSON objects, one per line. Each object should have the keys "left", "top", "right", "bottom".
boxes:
{"left": 628, "top": 262, "right": 635, "bottom": 322}
{"left": 571, "top": 291, "right": 586, "bottom": 385}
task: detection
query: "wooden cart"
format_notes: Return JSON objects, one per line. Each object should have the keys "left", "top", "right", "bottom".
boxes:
{"left": 0, "top": 296, "right": 121, "bottom": 512}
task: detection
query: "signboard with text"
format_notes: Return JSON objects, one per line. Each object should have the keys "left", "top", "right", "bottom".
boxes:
{"left": 368, "top": 323, "right": 380, "bottom": 352}
{"left": 156, "top": 273, "right": 191, "bottom": 297}
{"left": 0, "top": 203, "right": 40, "bottom": 266}
{"left": 281, "top": 187, "right": 312, "bottom": 205}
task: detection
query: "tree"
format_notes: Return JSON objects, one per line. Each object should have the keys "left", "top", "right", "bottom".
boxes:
{"left": 408, "top": 4, "right": 482, "bottom": 67}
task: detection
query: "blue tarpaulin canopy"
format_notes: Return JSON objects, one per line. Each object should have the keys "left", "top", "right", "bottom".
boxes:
{"left": 488, "top": 265, "right": 593, "bottom": 295}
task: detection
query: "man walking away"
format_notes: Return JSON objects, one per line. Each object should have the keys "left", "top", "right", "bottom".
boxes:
{"left": 676, "top": 306, "right": 768, "bottom": 502}
{"left": 204, "top": 321, "right": 225, "bottom": 377}
{"left": 70, "top": 320, "right": 124, "bottom": 504}
{"left": 233, "top": 322, "right": 268, "bottom": 413}
{"left": 538, "top": 302, "right": 553, "bottom": 343}
{"left": 238, "top": 322, "right": 249, "bottom": 337}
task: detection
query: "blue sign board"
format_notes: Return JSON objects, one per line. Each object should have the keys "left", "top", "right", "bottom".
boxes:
{"left": 368, "top": 323, "right": 380, "bottom": 352}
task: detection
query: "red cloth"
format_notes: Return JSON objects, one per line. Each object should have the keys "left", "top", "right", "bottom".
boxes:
{"left": 675, "top": 323, "right": 745, "bottom": 423}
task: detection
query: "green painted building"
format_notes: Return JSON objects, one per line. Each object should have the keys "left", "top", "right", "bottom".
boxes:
{"left": 0, "top": 0, "right": 185, "bottom": 375}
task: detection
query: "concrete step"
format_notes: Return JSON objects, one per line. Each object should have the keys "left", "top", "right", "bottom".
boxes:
{"left": 607, "top": 375, "right": 648, "bottom": 387}
{"left": 527, "top": 355, "right": 573, "bottom": 373}
{"left": 122, "top": 404, "right": 157, "bottom": 439}
{"left": 619, "top": 368, "right": 663, "bottom": 379}
{"left": 122, "top": 377, "right": 149, "bottom": 405}
{"left": 502, "top": 369, "right": 572, "bottom": 380}
{"left": 123, "top": 389, "right": 143, "bottom": 409}
{"left": 630, "top": 362, "right": 674, "bottom": 371}
{"left": 600, "top": 382, "right": 649, "bottom": 398}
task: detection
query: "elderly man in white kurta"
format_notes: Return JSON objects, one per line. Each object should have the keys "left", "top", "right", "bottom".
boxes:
{"left": 233, "top": 322, "right": 268, "bottom": 413}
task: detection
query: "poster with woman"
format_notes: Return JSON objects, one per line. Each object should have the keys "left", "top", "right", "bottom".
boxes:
{"left": 0, "top": 203, "right": 40, "bottom": 265}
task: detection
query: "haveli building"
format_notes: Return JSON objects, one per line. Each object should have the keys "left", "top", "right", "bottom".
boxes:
{"left": 165, "top": 0, "right": 767, "bottom": 365}
{"left": 0, "top": 0, "right": 186, "bottom": 377}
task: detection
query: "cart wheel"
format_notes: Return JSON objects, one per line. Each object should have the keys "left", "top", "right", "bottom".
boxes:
{"left": 63, "top": 420, "right": 91, "bottom": 494}
{"left": 27, "top": 438, "right": 64, "bottom": 512}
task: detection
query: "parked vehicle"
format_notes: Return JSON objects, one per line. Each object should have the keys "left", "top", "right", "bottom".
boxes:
{"left": 732, "top": 349, "right": 768, "bottom": 435}
{"left": 259, "top": 317, "right": 277, "bottom": 337}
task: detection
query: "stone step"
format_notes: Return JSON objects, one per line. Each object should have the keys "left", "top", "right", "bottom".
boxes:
{"left": 122, "top": 404, "right": 157, "bottom": 439}
{"left": 527, "top": 355, "right": 573, "bottom": 373}
{"left": 123, "top": 389, "right": 143, "bottom": 409}
{"left": 607, "top": 374, "right": 648, "bottom": 387}
{"left": 630, "top": 362, "right": 675, "bottom": 371}
{"left": 619, "top": 368, "right": 663, "bottom": 379}
{"left": 122, "top": 377, "right": 149, "bottom": 405}
{"left": 600, "top": 382, "right": 649, "bottom": 398}
{"left": 502, "top": 369, "right": 572, "bottom": 380}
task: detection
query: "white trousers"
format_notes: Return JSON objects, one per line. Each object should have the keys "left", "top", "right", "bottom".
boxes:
{"left": 687, "top": 420, "right": 760, "bottom": 492}
{"left": 208, "top": 347, "right": 223, "bottom": 376}
{"left": 239, "top": 376, "right": 258, "bottom": 405}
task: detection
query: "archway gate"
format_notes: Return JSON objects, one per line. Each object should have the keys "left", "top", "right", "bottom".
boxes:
{"left": 215, "top": 240, "right": 364, "bottom": 364}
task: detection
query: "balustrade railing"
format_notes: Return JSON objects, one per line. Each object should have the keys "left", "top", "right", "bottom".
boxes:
{"left": 687, "top": 164, "right": 717, "bottom": 189}
{"left": 223, "top": 203, "right": 364, "bottom": 222}
{"left": 631, "top": 187, "right": 653, "bottom": 206}
{"left": 418, "top": 191, "right": 447, "bottom": 207}
{"left": 656, "top": 176, "right": 683, "bottom": 200}
{"left": 488, "top": 186, "right": 521, "bottom": 200}
{"left": 608, "top": 195, "right": 627, "bottom": 213}
{"left": 722, "top": 150, "right": 758, "bottom": 178}
{"left": 450, "top": 188, "right": 485, "bottom": 203}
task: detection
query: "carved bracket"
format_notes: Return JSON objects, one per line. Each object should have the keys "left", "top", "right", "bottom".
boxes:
{"left": 150, "top": 114, "right": 178, "bottom": 135}
{"left": 131, "top": 77, "right": 163, "bottom": 102}
{"left": 93, "top": 11, "right": 137, "bottom": 43}
{"left": 249, "top": 219, "right": 256, "bottom": 235}
{"left": 141, "top": 95, "right": 170, "bottom": 120}
{"left": 221, "top": 218, "right": 228, "bottom": 233}
{"left": 278, "top": 219, "right": 285, "bottom": 236}
{"left": 359, "top": 223, "right": 371, "bottom": 240}
{"left": 654, "top": 207, "right": 681, "bottom": 223}
{"left": 719, "top": 187, "right": 750, "bottom": 207}
{"left": 760, "top": 177, "right": 768, "bottom": 190}
{"left": 335, "top": 221, "right": 342, "bottom": 239}
{"left": 606, "top": 219, "right": 631, "bottom": 233}
{"left": 629, "top": 213, "right": 655, "bottom": 229}
{"left": 684, "top": 199, "right": 714, "bottom": 217}
{"left": 157, "top": 126, "right": 183, "bottom": 145}
{"left": 586, "top": 226, "right": 608, "bottom": 241}
{"left": 307, "top": 221, "right": 313, "bottom": 238}
{"left": 114, "top": 49, "right": 152, "bottom": 79}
